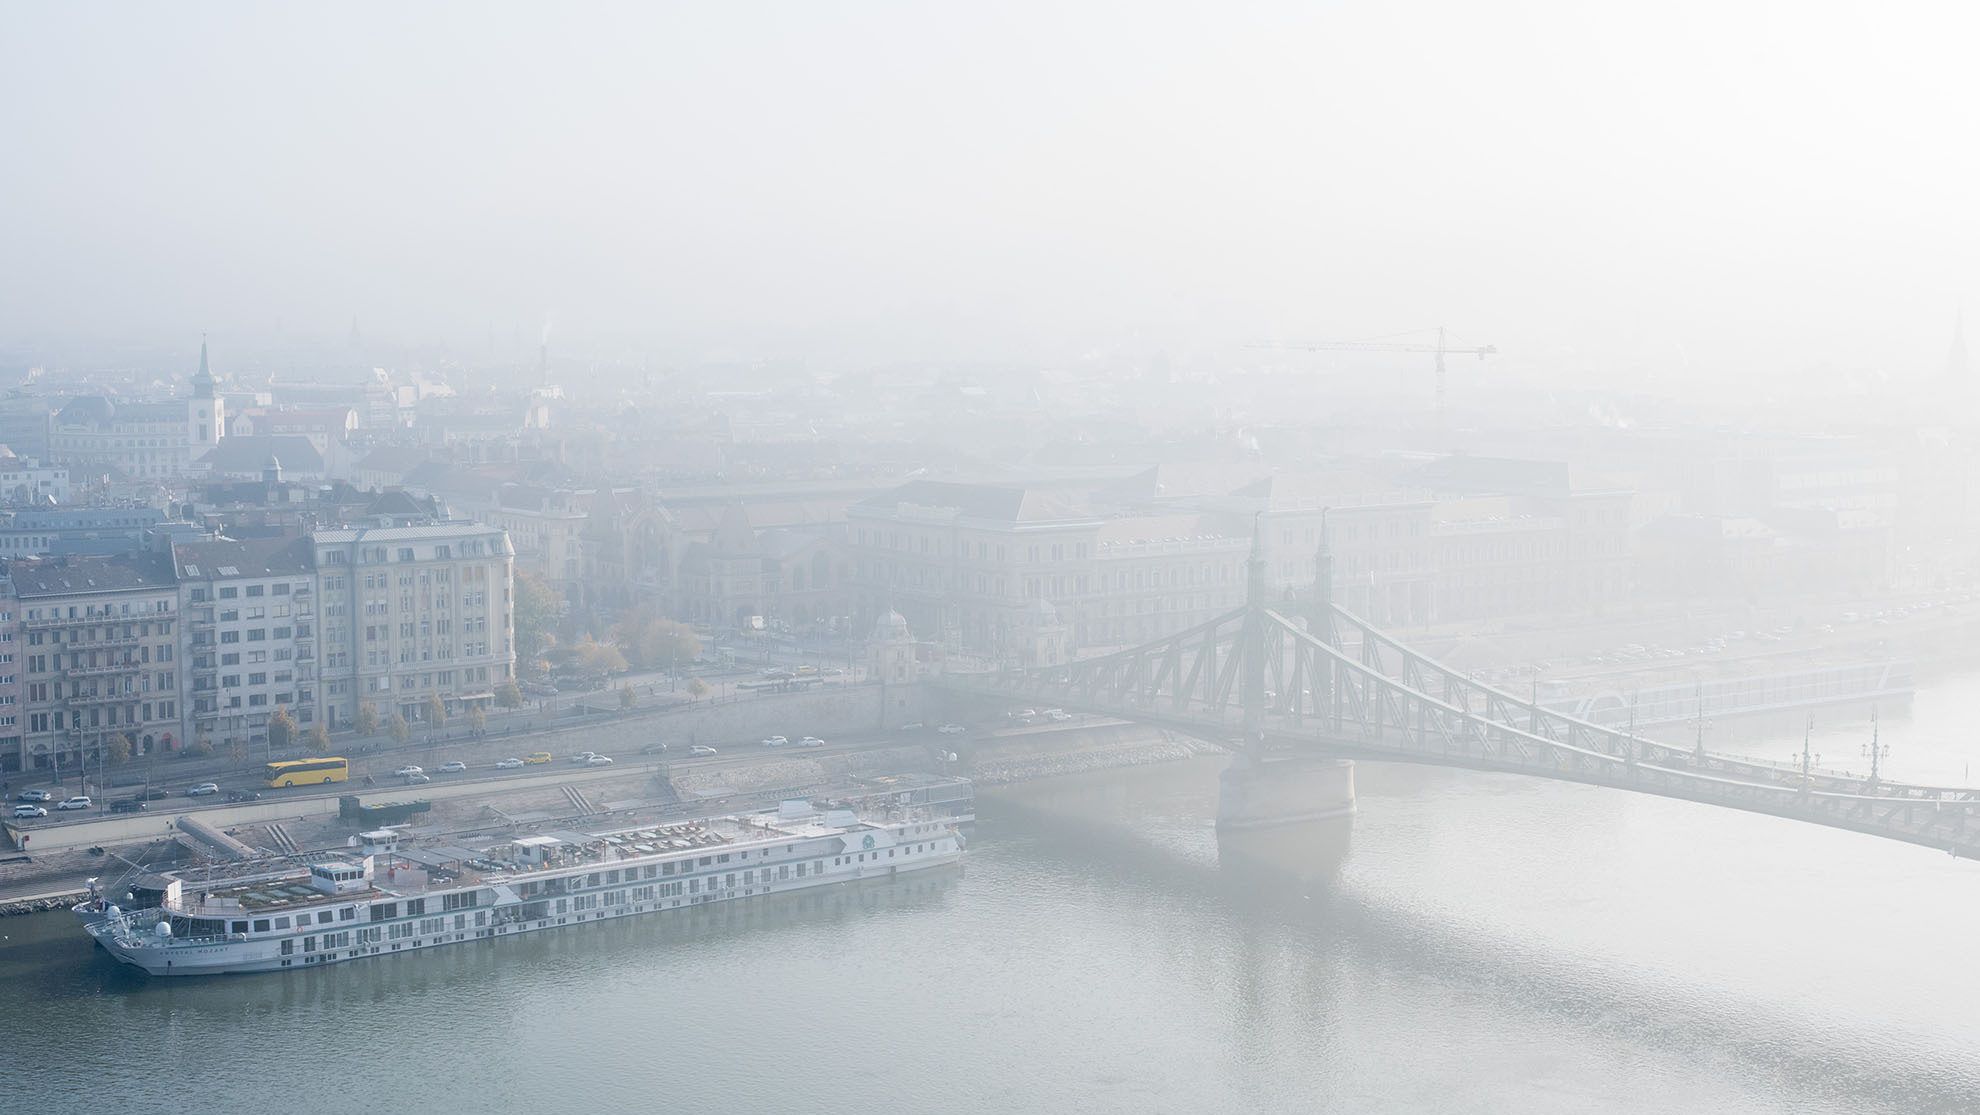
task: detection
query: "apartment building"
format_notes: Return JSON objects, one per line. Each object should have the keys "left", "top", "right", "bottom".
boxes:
{"left": 8, "top": 552, "right": 181, "bottom": 772}
{"left": 312, "top": 523, "right": 515, "bottom": 730}
{"left": 846, "top": 480, "right": 1101, "bottom": 663}
{"left": 175, "top": 536, "right": 318, "bottom": 753}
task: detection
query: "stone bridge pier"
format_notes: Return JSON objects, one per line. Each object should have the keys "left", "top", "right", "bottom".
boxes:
{"left": 1216, "top": 753, "right": 1356, "bottom": 830}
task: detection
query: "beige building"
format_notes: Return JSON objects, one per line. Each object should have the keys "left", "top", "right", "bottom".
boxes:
{"left": 9, "top": 552, "right": 182, "bottom": 771}
{"left": 312, "top": 523, "right": 516, "bottom": 730}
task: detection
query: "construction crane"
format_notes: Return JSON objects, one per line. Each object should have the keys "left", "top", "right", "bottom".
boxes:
{"left": 1249, "top": 326, "right": 1496, "bottom": 417}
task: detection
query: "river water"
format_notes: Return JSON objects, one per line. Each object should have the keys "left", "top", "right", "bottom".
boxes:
{"left": 2, "top": 672, "right": 1977, "bottom": 1113}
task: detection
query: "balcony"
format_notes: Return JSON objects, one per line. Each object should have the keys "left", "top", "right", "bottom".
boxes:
{"left": 61, "top": 635, "right": 144, "bottom": 652}
{"left": 61, "top": 690, "right": 141, "bottom": 706}
{"left": 65, "top": 661, "right": 142, "bottom": 678}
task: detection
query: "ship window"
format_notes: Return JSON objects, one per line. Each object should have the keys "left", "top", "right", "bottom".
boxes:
{"left": 815, "top": 861, "right": 824, "bottom": 874}
{"left": 661, "top": 862, "right": 674, "bottom": 875}
{"left": 796, "top": 863, "right": 806, "bottom": 877}
{"left": 339, "top": 907, "right": 356, "bottom": 921}
{"left": 253, "top": 919, "right": 270, "bottom": 932}
{"left": 274, "top": 916, "right": 290, "bottom": 929}
{"left": 717, "top": 853, "right": 730, "bottom": 863}
{"left": 316, "top": 911, "right": 333, "bottom": 925}
{"left": 698, "top": 857, "right": 712, "bottom": 867}
{"left": 231, "top": 921, "right": 248, "bottom": 934}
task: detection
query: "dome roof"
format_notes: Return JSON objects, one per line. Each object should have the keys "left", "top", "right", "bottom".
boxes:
{"left": 872, "top": 608, "right": 911, "bottom": 641}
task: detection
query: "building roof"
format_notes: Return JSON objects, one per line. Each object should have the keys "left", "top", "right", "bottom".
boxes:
{"left": 311, "top": 522, "right": 509, "bottom": 545}
{"left": 4, "top": 550, "right": 178, "bottom": 596}
{"left": 851, "top": 479, "right": 1096, "bottom": 526}
{"left": 173, "top": 534, "right": 315, "bottom": 580}
{"left": 354, "top": 446, "right": 432, "bottom": 478}
{"left": 198, "top": 436, "right": 326, "bottom": 474}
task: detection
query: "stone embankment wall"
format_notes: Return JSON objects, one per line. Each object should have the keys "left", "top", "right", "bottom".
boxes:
{"left": 966, "top": 723, "right": 1226, "bottom": 785}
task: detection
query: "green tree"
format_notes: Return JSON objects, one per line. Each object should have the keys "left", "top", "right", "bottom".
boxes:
{"left": 191, "top": 734, "right": 214, "bottom": 757}
{"left": 424, "top": 694, "right": 447, "bottom": 727}
{"left": 513, "top": 568, "right": 559, "bottom": 675}
{"left": 494, "top": 680, "right": 524, "bottom": 710}
{"left": 466, "top": 705, "right": 487, "bottom": 734}
{"left": 388, "top": 713, "right": 411, "bottom": 745}
{"left": 106, "top": 732, "right": 132, "bottom": 766}
{"left": 267, "top": 705, "right": 297, "bottom": 751}
{"left": 356, "top": 701, "right": 380, "bottom": 737}
{"left": 686, "top": 677, "right": 709, "bottom": 700}
{"left": 619, "top": 684, "right": 636, "bottom": 710}
{"left": 227, "top": 740, "right": 249, "bottom": 764}
{"left": 306, "top": 724, "right": 332, "bottom": 754}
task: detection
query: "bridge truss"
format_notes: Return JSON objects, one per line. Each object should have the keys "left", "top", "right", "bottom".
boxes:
{"left": 942, "top": 587, "right": 1980, "bottom": 859}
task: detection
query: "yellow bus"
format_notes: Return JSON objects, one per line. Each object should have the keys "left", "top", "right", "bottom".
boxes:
{"left": 264, "top": 757, "right": 350, "bottom": 788}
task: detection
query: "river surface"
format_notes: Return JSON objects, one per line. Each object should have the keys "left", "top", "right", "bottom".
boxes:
{"left": 2, "top": 673, "right": 1978, "bottom": 1113}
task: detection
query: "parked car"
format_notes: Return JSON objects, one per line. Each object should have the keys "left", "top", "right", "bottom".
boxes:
{"left": 761, "top": 735, "right": 789, "bottom": 748}
{"left": 586, "top": 755, "right": 614, "bottom": 766}
{"left": 56, "top": 796, "right": 93, "bottom": 811}
{"left": 12, "top": 804, "right": 47, "bottom": 818}
{"left": 1045, "top": 709, "right": 1073, "bottom": 722}
{"left": 938, "top": 723, "right": 967, "bottom": 734}
{"left": 186, "top": 782, "right": 221, "bottom": 797}
{"left": 568, "top": 751, "right": 597, "bottom": 764}
{"left": 524, "top": 752, "right": 552, "bottom": 765}
{"left": 438, "top": 761, "right": 468, "bottom": 774}
{"left": 639, "top": 742, "right": 670, "bottom": 755}
{"left": 393, "top": 766, "right": 423, "bottom": 778}
{"left": 16, "top": 789, "right": 53, "bottom": 803}
{"left": 495, "top": 757, "right": 526, "bottom": 769}
{"left": 225, "top": 789, "right": 262, "bottom": 803}
{"left": 799, "top": 736, "right": 826, "bottom": 749}
{"left": 689, "top": 745, "right": 718, "bottom": 757}
{"left": 404, "top": 773, "right": 431, "bottom": 785}
{"left": 522, "top": 682, "right": 559, "bottom": 697}
{"left": 110, "top": 798, "right": 147, "bottom": 814}
{"left": 895, "top": 721, "right": 925, "bottom": 732}
{"left": 138, "top": 787, "right": 174, "bottom": 801}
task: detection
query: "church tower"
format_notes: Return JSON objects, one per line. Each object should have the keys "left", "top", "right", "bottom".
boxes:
{"left": 189, "top": 334, "right": 225, "bottom": 455}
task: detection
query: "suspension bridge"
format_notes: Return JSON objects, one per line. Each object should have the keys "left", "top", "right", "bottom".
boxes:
{"left": 940, "top": 520, "right": 1980, "bottom": 857}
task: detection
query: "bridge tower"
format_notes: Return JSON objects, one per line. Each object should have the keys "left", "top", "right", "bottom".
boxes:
{"left": 1239, "top": 514, "right": 1270, "bottom": 752}
{"left": 1218, "top": 513, "right": 1357, "bottom": 830}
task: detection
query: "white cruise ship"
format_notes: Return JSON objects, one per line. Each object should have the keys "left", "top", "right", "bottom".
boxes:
{"left": 75, "top": 801, "right": 964, "bottom": 977}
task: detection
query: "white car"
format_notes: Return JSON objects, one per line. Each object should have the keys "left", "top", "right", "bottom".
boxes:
{"left": 689, "top": 745, "right": 718, "bottom": 757}
{"left": 438, "top": 761, "right": 467, "bottom": 773}
{"left": 393, "top": 766, "right": 423, "bottom": 778}
{"left": 56, "top": 796, "right": 92, "bottom": 811}
{"left": 799, "top": 736, "right": 826, "bottom": 748}
{"left": 761, "top": 735, "right": 789, "bottom": 747}
{"left": 937, "top": 723, "right": 967, "bottom": 734}
{"left": 568, "top": 751, "right": 597, "bottom": 764}
{"left": 586, "top": 755, "right": 614, "bottom": 766}
{"left": 1046, "top": 710, "right": 1073, "bottom": 722}
{"left": 404, "top": 773, "right": 432, "bottom": 785}
{"left": 11, "top": 804, "right": 47, "bottom": 819}
{"left": 495, "top": 757, "right": 525, "bottom": 769}
{"left": 186, "top": 782, "right": 220, "bottom": 796}
{"left": 16, "top": 789, "right": 53, "bottom": 803}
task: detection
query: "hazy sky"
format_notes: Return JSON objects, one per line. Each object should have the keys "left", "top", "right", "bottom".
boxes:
{"left": 3, "top": 1, "right": 1976, "bottom": 382}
